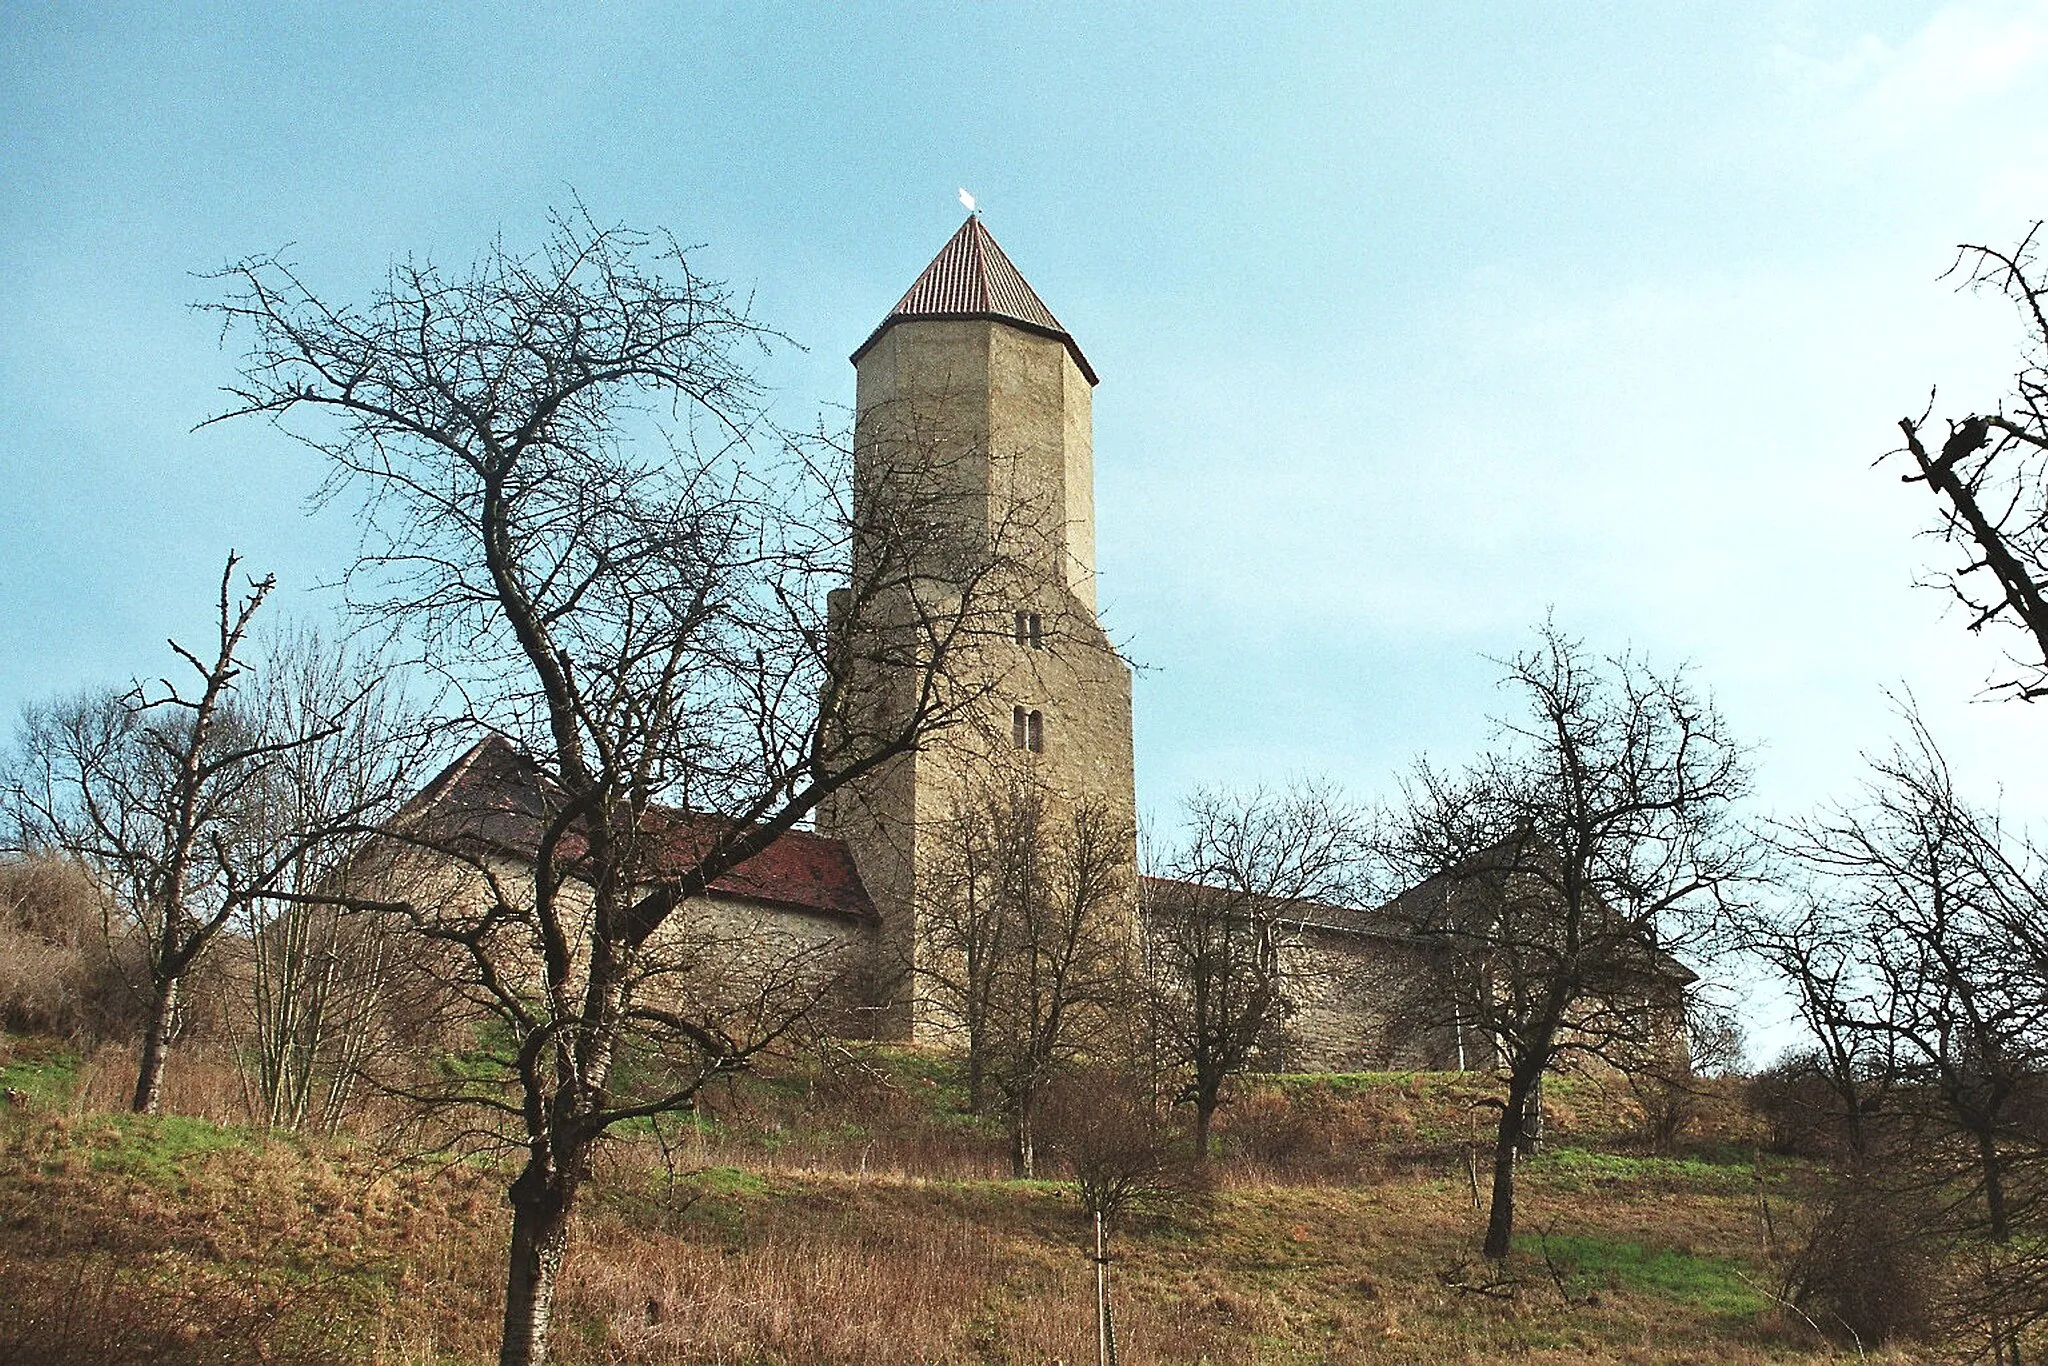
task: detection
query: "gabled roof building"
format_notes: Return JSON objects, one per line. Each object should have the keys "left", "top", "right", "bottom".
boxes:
{"left": 396, "top": 216, "right": 1690, "bottom": 1074}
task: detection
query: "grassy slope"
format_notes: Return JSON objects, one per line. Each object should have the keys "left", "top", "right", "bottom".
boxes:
{"left": 0, "top": 1036, "right": 1881, "bottom": 1364}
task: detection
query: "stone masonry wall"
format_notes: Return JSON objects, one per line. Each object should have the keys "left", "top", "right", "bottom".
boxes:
{"left": 820, "top": 316, "right": 1137, "bottom": 1043}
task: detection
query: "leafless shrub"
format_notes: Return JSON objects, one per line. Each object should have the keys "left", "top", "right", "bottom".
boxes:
{"left": 1628, "top": 1065, "right": 1701, "bottom": 1156}
{"left": 1211, "top": 1086, "right": 1387, "bottom": 1183}
{"left": 1040, "top": 1068, "right": 1204, "bottom": 1232}
{"left": 1748, "top": 1050, "right": 1870, "bottom": 1159}
{"left": 1780, "top": 1172, "right": 1939, "bottom": 1349}
{"left": 0, "top": 1252, "right": 363, "bottom": 1366}
{"left": 1942, "top": 1241, "right": 2048, "bottom": 1365}
{"left": 1628, "top": 1002, "right": 1740, "bottom": 1154}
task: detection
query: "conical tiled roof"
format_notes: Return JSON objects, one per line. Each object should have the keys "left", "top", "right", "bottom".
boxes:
{"left": 851, "top": 216, "right": 1096, "bottom": 384}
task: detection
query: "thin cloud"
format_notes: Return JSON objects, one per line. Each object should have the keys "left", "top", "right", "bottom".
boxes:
{"left": 1772, "top": 1, "right": 2048, "bottom": 135}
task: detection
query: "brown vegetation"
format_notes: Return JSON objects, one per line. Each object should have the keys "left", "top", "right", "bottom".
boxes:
{"left": 0, "top": 855, "right": 145, "bottom": 1041}
{"left": 3, "top": 1030, "right": 1927, "bottom": 1365}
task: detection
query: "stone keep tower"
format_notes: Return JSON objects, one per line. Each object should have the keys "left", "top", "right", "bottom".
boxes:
{"left": 815, "top": 215, "right": 1138, "bottom": 1040}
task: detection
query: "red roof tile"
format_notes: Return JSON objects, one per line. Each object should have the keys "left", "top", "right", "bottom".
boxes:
{"left": 675, "top": 818, "right": 876, "bottom": 921}
{"left": 851, "top": 215, "right": 1096, "bottom": 384}
{"left": 405, "top": 739, "right": 877, "bottom": 922}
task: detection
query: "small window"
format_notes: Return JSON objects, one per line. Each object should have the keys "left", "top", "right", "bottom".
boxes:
{"left": 1014, "top": 610, "right": 1043, "bottom": 649}
{"left": 1012, "top": 705, "right": 1044, "bottom": 753}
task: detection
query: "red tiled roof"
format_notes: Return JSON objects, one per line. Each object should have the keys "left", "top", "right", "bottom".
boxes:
{"left": 851, "top": 215, "right": 1097, "bottom": 384}
{"left": 403, "top": 739, "right": 877, "bottom": 922}
{"left": 646, "top": 812, "right": 877, "bottom": 921}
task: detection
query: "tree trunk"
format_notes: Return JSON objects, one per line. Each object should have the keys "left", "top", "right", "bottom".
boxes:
{"left": 132, "top": 973, "right": 180, "bottom": 1115}
{"left": 1515, "top": 1074, "right": 1544, "bottom": 1156}
{"left": 1482, "top": 1079, "right": 1533, "bottom": 1260}
{"left": 1977, "top": 1127, "right": 2010, "bottom": 1244}
{"left": 499, "top": 1156, "right": 580, "bottom": 1366}
{"left": 1194, "top": 1100, "right": 1214, "bottom": 1159}
{"left": 1840, "top": 1076, "right": 1869, "bottom": 1160}
{"left": 1010, "top": 1096, "right": 1036, "bottom": 1179}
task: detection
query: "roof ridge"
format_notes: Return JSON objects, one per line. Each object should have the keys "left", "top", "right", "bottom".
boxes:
{"left": 412, "top": 755, "right": 877, "bottom": 922}
{"left": 393, "top": 734, "right": 509, "bottom": 826}
{"left": 853, "top": 215, "right": 1097, "bottom": 385}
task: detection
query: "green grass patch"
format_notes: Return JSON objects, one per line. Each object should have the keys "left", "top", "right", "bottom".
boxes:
{"left": 0, "top": 1041, "right": 82, "bottom": 1108}
{"left": 1230, "top": 1069, "right": 1661, "bottom": 1153}
{"left": 942, "top": 1174, "right": 1068, "bottom": 1197}
{"left": 690, "top": 1163, "right": 770, "bottom": 1196}
{"left": 1526, "top": 1145, "right": 1755, "bottom": 1194}
{"left": 86, "top": 1111, "right": 265, "bottom": 1187}
{"left": 857, "top": 1044, "right": 962, "bottom": 1089}
{"left": 1519, "top": 1232, "right": 1764, "bottom": 1317}
{"left": 1249, "top": 1069, "right": 1492, "bottom": 1096}
{"left": 758, "top": 1117, "right": 874, "bottom": 1149}
{"left": 831, "top": 1042, "right": 976, "bottom": 1114}
{"left": 592, "top": 1160, "right": 782, "bottom": 1242}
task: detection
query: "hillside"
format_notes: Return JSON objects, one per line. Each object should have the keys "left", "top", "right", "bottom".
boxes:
{"left": 0, "top": 1034, "right": 1873, "bottom": 1364}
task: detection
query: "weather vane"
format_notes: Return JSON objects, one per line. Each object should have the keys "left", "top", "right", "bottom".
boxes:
{"left": 958, "top": 188, "right": 978, "bottom": 215}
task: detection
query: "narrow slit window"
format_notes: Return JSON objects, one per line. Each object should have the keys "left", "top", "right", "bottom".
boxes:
{"left": 1014, "top": 611, "right": 1029, "bottom": 646}
{"left": 1028, "top": 613, "right": 1043, "bottom": 649}
{"left": 1013, "top": 705, "right": 1029, "bottom": 750}
{"left": 1026, "top": 709, "right": 1043, "bottom": 753}
{"left": 1015, "top": 610, "right": 1044, "bottom": 649}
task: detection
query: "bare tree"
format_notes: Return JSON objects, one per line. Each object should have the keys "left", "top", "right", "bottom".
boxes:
{"left": 1762, "top": 712, "right": 2048, "bottom": 1362}
{"left": 4, "top": 557, "right": 406, "bottom": 1114}
{"left": 1039, "top": 1067, "right": 1200, "bottom": 1366}
{"left": 916, "top": 787, "right": 1012, "bottom": 1115}
{"left": 1378, "top": 623, "right": 1750, "bottom": 1260}
{"left": 920, "top": 778, "right": 1133, "bottom": 1177}
{"left": 1741, "top": 896, "right": 1896, "bottom": 1162}
{"left": 206, "top": 205, "right": 1032, "bottom": 1366}
{"left": 1144, "top": 783, "right": 1367, "bottom": 1156}
{"left": 1896, "top": 222, "right": 2048, "bottom": 699}
{"left": 235, "top": 626, "right": 420, "bottom": 1132}
{"left": 1785, "top": 716, "right": 2048, "bottom": 1240}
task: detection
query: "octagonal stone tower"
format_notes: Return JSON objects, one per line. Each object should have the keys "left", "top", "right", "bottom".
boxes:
{"left": 816, "top": 216, "right": 1138, "bottom": 1040}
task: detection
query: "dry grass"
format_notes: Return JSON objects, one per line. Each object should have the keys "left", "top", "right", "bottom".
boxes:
{"left": 560, "top": 1187, "right": 1225, "bottom": 1364}
{"left": 68, "top": 1037, "right": 254, "bottom": 1121}
{"left": 0, "top": 1036, "right": 1897, "bottom": 1364}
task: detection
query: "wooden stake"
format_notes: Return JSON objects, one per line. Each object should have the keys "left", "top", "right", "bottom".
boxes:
{"left": 1095, "top": 1210, "right": 1110, "bottom": 1366}
{"left": 1467, "top": 1109, "right": 1482, "bottom": 1209}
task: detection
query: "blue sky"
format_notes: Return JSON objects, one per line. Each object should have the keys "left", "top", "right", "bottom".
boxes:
{"left": 7, "top": 4, "right": 2048, "bottom": 1031}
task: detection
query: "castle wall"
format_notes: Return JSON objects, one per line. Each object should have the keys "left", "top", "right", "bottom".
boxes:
{"left": 395, "top": 850, "right": 873, "bottom": 1030}
{"left": 1278, "top": 930, "right": 1463, "bottom": 1073}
